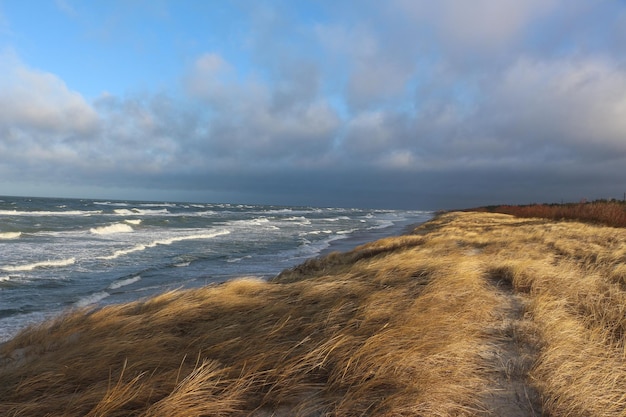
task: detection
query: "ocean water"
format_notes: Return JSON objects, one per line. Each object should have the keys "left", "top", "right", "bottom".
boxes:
{"left": 0, "top": 196, "right": 432, "bottom": 342}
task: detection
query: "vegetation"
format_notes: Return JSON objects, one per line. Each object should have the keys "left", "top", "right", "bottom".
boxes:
{"left": 471, "top": 199, "right": 626, "bottom": 227}
{"left": 2, "top": 211, "right": 626, "bottom": 415}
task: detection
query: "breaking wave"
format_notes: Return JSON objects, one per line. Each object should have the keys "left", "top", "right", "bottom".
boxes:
{"left": 98, "top": 230, "right": 231, "bottom": 260}
{"left": 2, "top": 258, "right": 76, "bottom": 272}
{"left": 90, "top": 223, "right": 134, "bottom": 235}
{"left": 0, "top": 232, "right": 21, "bottom": 240}
{"left": 109, "top": 275, "right": 142, "bottom": 290}
{"left": 74, "top": 291, "right": 110, "bottom": 308}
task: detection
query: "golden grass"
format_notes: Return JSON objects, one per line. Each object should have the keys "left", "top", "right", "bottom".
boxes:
{"left": 2, "top": 211, "right": 626, "bottom": 415}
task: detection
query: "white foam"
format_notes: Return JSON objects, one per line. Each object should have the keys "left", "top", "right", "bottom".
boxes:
{"left": 124, "top": 219, "right": 142, "bottom": 225}
{"left": 113, "top": 208, "right": 169, "bottom": 216}
{"left": 98, "top": 230, "right": 230, "bottom": 260}
{"left": 227, "top": 255, "right": 252, "bottom": 263}
{"left": 138, "top": 203, "right": 178, "bottom": 208}
{"left": 90, "top": 223, "right": 134, "bottom": 235}
{"left": 101, "top": 244, "right": 147, "bottom": 260}
{"left": 0, "top": 276, "right": 10, "bottom": 282}
{"left": 109, "top": 275, "right": 141, "bottom": 289}
{"left": 370, "top": 220, "right": 394, "bottom": 230}
{"left": 94, "top": 201, "right": 129, "bottom": 207}
{"left": 284, "top": 216, "right": 311, "bottom": 225}
{"left": 2, "top": 257, "right": 76, "bottom": 272}
{"left": 0, "top": 232, "right": 21, "bottom": 240}
{"left": 305, "top": 230, "right": 333, "bottom": 235}
{"left": 74, "top": 291, "right": 110, "bottom": 307}
{"left": 174, "top": 261, "right": 191, "bottom": 267}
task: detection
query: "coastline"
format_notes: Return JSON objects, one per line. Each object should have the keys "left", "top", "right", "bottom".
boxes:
{"left": 3, "top": 211, "right": 626, "bottom": 415}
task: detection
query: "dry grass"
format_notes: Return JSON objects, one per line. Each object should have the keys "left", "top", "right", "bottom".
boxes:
{"left": 2, "top": 211, "right": 626, "bottom": 415}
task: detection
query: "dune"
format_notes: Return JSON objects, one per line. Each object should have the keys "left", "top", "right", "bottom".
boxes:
{"left": 2, "top": 211, "right": 626, "bottom": 416}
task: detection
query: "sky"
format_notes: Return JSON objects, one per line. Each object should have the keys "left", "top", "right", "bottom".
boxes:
{"left": 0, "top": 0, "right": 625, "bottom": 210}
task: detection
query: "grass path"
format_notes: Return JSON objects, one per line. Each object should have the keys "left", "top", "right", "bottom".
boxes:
{"left": 481, "top": 274, "right": 542, "bottom": 416}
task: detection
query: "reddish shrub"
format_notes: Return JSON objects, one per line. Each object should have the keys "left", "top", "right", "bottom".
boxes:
{"left": 470, "top": 201, "right": 626, "bottom": 228}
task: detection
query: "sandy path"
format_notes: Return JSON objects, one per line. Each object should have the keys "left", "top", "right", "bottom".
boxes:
{"left": 480, "top": 275, "right": 544, "bottom": 416}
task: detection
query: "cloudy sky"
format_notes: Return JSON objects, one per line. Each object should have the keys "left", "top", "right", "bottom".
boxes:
{"left": 0, "top": 0, "right": 625, "bottom": 209}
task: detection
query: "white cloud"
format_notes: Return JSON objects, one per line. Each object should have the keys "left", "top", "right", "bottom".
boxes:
{"left": 0, "top": 54, "right": 98, "bottom": 134}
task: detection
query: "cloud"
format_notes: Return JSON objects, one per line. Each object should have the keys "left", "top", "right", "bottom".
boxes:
{"left": 0, "top": 54, "right": 98, "bottom": 134}
{"left": 1, "top": 2, "right": 625, "bottom": 208}
{"left": 184, "top": 53, "right": 340, "bottom": 167}
{"left": 396, "top": 0, "right": 559, "bottom": 49}
{"left": 482, "top": 56, "right": 626, "bottom": 159}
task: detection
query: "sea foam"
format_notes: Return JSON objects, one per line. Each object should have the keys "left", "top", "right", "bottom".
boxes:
{"left": 0, "top": 232, "right": 21, "bottom": 239}
{"left": 114, "top": 208, "right": 169, "bottom": 216}
{"left": 74, "top": 291, "right": 110, "bottom": 307}
{"left": 2, "top": 257, "right": 76, "bottom": 272}
{"left": 98, "top": 230, "right": 231, "bottom": 260}
{"left": 109, "top": 275, "right": 142, "bottom": 289}
{"left": 90, "top": 223, "right": 134, "bottom": 235}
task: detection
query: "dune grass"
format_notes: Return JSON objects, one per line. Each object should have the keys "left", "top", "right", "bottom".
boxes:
{"left": 2, "top": 211, "right": 626, "bottom": 415}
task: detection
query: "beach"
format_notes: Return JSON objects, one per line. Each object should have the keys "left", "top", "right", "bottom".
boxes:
{"left": 2, "top": 211, "right": 626, "bottom": 415}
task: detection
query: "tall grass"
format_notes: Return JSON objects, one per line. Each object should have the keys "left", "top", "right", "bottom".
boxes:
{"left": 2, "top": 211, "right": 626, "bottom": 415}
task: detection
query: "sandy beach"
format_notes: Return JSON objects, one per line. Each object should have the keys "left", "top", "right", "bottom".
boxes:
{"left": 2, "top": 211, "right": 626, "bottom": 416}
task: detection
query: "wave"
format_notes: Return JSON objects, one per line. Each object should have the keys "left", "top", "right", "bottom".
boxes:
{"left": 228, "top": 217, "right": 280, "bottom": 230}
{"left": 284, "top": 216, "right": 312, "bottom": 225}
{"left": 305, "top": 230, "right": 333, "bottom": 235}
{"left": 0, "top": 231, "right": 21, "bottom": 239}
{"left": 98, "top": 230, "right": 230, "bottom": 260}
{"left": 74, "top": 291, "right": 110, "bottom": 308}
{"left": 2, "top": 257, "right": 76, "bottom": 272}
{"left": 227, "top": 255, "right": 252, "bottom": 263}
{"left": 124, "top": 219, "right": 142, "bottom": 225}
{"left": 109, "top": 275, "right": 142, "bottom": 290}
{"left": 113, "top": 208, "right": 169, "bottom": 216}
{"left": 0, "top": 276, "right": 10, "bottom": 282}
{"left": 94, "top": 201, "right": 129, "bottom": 207}
{"left": 0, "top": 209, "right": 102, "bottom": 216}
{"left": 90, "top": 223, "right": 134, "bottom": 235}
{"left": 138, "top": 203, "right": 178, "bottom": 208}
{"left": 369, "top": 220, "right": 394, "bottom": 230}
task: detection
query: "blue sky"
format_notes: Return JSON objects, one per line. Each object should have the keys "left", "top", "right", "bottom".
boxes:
{"left": 0, "top": 0, "right": 625, "bottom": 209}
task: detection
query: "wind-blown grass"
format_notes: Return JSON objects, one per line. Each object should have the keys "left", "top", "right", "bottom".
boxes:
{"left": 2, "top": 211, "right": 626, "bottom": 415}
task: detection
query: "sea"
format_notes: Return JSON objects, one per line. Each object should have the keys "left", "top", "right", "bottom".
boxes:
{"left": 0, "top": 196, "right": 432, "bottom": 343}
